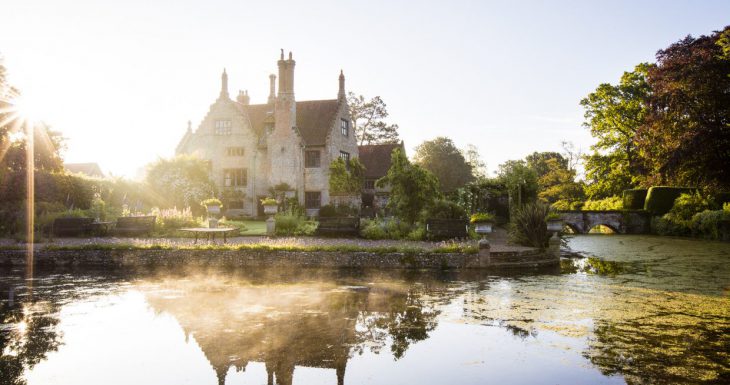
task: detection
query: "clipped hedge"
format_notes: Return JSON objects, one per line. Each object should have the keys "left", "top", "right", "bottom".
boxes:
{"left": 644, "top": 186, "right": 697, "bottom": 215}
{"left": 622, "top": 189, "right": 648, "bottom": 210}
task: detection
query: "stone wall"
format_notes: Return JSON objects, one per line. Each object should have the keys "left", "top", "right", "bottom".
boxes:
{"left": 0, "top": 248, "right": 557, "bottom": 270}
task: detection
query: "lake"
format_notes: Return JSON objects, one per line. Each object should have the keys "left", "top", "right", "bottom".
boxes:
{"left": 1, "top": 235, "right": 728, "bottom": 385}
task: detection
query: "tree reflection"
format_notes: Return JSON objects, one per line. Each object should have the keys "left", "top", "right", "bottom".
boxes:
{"left": 0, "top": 286, "right": 62, "bottom": 385}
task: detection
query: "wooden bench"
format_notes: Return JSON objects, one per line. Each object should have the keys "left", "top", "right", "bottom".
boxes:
{"left": 115, "top": 216, "right": 156, "bottom": 236}
{"left": 316, "top": 217, "right": 360, "bottom": 236}
{"left": 52, "top": 217, "right": 94, "bottom": 237}
{"left": 425, "top": 219, "right": 468, "bottom": 240}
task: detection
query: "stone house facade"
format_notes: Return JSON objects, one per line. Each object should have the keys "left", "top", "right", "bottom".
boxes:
{"left": 175, "top": 51, "right": 359, "bottom": 217}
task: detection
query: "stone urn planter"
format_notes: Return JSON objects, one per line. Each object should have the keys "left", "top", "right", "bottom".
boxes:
{"left": 208, "top": 218, "right": 218, "bottom": 228}
{"left": 207, "top": 205, "right": 221, "bottom": 215}
{"left": 263, "top": 204, "right": 278, "bottom": 215}
{"left": 474, "top": 221, "right": 494, "bottom": 235}
{"left": 201, "top": 198, "right": 223, "bottom": 216}
{"left": 546, "top": 219, "right": 564, "bottom": 233}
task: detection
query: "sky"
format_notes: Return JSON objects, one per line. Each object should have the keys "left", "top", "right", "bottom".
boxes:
{"left": 1, "top": 0, "right": 728, "bottom": 179}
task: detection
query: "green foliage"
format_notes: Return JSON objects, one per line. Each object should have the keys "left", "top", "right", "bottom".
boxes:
{"left": 377, "top": 148, "right": 441, "bottom": 224}
{"left": 668, "top": 193, "right": 710, "bottom": 222}
{"left": 622, "top": 189, "right": 648, "bottom": 210}
{"left": 359, "top": 218, "right": 418, "bottom": 240}
{"left": 413, "top": 137, "right": 474, "bottom": 193}
{"left": 582, "top": 196, "right": 623, "bottom": 211}
{"left": 145, "top": 155, "right": 216, "bottom": 214}
{"left": 422, "top": 199, "right": 466, "bottom": 220}
{"left": 536, "top": 157, "right": 585, "bottom": 204}
{"left": 452, "top": 178, "right": 509, "bottom": 221}
{"left": 274, "top": 210, "right": 317, "bottom": 236}
{"left": 329, "top": 157, "right": 365, "bottom": 195}
{"left": 545, "top": 212, "right": 562, "bottom": 221}
{"left": 497, "top": 159, "right": 539, "bottom": 207}
{"left": 550, "top": 199, "right": 583, "bottom": 211}
{"left": 508, "top": 202, "right": 550, "bottom": 248}
{"left": 581, "top": 63, "right": 650, "bottom": 197}
{"left": 469, "top": 212, "right": 495, "bottom": 224}
{"left": 644, "top": 187, "right": 697, "bottom": 215}
{"left": 348, "top": 92, "right": 400, "bottom": 145}
{"left": 688, "top": 210, "right": 730, "bottom": 240}
{"left": 151, "top": 207, "right": 201, "bottom": 232}
{"left": 318, "top": 204, "right": 359, "bottom": 218}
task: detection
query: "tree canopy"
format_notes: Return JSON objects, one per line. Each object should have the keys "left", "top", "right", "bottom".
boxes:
{"left": 413, "top": 137, "right": 474, "bottom": 193}
{"left": 329, "top": 157, "right": 365, "bottom": 195}
{"left": 347, "top": 92, "right": 400, "bottom": 146}
{"left": 144, "top": 155, "right": 216, "bottom": 213}
{"left": 377, "top": 148, "right": 440, "bottom": 224}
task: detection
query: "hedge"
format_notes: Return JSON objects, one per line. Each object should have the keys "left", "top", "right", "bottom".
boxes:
{"left": 622, "top": 189, "right": 648, "bottom": 210}
{"left": 644, "top": 186, "right": 697, "bottom": 215}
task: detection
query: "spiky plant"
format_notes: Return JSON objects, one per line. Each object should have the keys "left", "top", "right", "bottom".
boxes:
{"left": 508, "top": 202, "right": 550, "bottom": 248}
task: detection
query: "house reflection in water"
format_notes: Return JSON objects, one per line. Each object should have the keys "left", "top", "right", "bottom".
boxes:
{"left": 143, "top": 273, "right": 439, "bottom": 385}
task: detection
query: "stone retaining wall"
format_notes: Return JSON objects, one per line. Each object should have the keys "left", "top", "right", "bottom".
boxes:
{"left": 0, "top": 248, "right": 558, "bottom": 270}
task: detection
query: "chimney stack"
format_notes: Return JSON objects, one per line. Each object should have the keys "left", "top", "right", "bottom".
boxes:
{"left": 277, "top": 49, "right": 295, "bottom": 97}
{"left": 338, "top": 70, "right": 346, "bottom": 102}
{"left": 237, "top": 90, "right": 250, "bottom": 105}
{"left": 268, "top": 74, "right": 276, "bottom": 104}
{"left": 219, "top": 68, "right": 229, "bottom": 100}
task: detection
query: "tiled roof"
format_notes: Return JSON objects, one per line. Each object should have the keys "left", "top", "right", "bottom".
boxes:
{"left": 295, "top": 99, "right": 340, "bottom": 146}
{"left": 358, "top": 143, "right": 404, "bottom": 179}
{"left": 238, "top": 99, "right": 340, "bottom": 146}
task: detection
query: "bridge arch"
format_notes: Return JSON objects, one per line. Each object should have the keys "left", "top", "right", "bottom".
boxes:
{"left": 557, "top": 210, "right": 650, "bottom": 235}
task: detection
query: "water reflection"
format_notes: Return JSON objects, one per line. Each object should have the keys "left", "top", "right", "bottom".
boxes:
{"left": 141, "top": 270, "right": 443, "bottom": 385}
{"left": 0, "top": 236, "right": 728, "bottom": 385}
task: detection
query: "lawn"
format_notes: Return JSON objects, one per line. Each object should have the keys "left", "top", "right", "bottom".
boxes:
{"left": 220, "top": 219, "right": 267, "bottom": 236}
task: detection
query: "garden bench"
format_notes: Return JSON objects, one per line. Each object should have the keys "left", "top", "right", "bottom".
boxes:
{"left": 316, "top": 217, "right": 360, "bottom": 236}
{"left": 115, "top": 215, "right": 156, "bottom": 236}
{"left": 52, "top": 217, "right": 94, "bottom": 237}
{"left": 425, "top": 219, "right": 468, "bottom": 240}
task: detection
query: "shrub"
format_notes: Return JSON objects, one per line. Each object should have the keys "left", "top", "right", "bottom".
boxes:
{"left": 551, "top": 199, "right": 583, "bottom": 211}
{"left": 668, "top": 192, "right": 710, "bottom": 221}
{"left": 152, "top": 206, "right": 200, "bottom": 231}
{"left": 622, "top": 189, "right": 648, "bottom": 210}
{"left": 644, "top": 186, "right": 697, "bottom": 215}
{"left": 200, "top": 198, "right": 222, "bottom": 208}
{"left": 423, "top": 199, "right": 466, "bottom": 220}
{"left": 508, "top": 202, "right": 550, "bottom": 248}
{"left": 689, "top": 210, "right": 730, "bottom": 239}
{"left": 651, "top": 214, "right": 690, "bottom": 236}
{"left": 318, "top": 204, "right": 359, "bottom": 218}
{"left": 582, "top": 196, "right": 622, "bottom": 210}
{"left": 274, "top": 210, "right": 316, "bottom": 236}
{"left": 359, "top": 218, "right": 414, "bottom": 240}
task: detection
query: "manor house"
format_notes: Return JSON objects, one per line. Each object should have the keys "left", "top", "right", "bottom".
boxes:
{"left": 176, "top": 51, "right": 358, "bottom": 217}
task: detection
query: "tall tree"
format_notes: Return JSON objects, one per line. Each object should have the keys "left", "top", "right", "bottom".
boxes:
{"left": 413, "top": 137, "right": 474, "bottom": 193}
{"left": 464, "top": 144, "right": 487, "bottom": 180}
{"left": 637, "top": 26, "right": 730, "bottom": 190}
{"left": 525, "top": 151, "right": 567, "bottom": 179}
{"left": 347, "top": 92, "right": 400, "bottom": 145}
{"left": 580, "top": 63, "right": 651, "bottom": 198}
{"left": 377, "top": 148, "right": 440, "bottom": 224}
{"left": 537, "top": 158, "right": 585, "bottom": 205}
{"left": 144, "top": 155, "right": 216, "bottom": 212}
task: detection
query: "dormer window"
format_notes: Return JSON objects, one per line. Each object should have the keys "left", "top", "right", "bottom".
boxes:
{"left": 215, "top": 120, "right": 232, "bottom": 135}
{"left": 341, "top": 118, "right": 349, "bottom": 136}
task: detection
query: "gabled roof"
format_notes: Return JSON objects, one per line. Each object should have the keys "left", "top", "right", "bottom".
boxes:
{"left": 295, "top": 99, "right": 340, "bottom": 146}
{"left": 358, "top": 143, "right": 404, "bottom": 179}
{"left": 236, "top": 99, "right": 340, "bottom": 146}
{"left": 64, "top": 163, "right": 104, "bottom": 178}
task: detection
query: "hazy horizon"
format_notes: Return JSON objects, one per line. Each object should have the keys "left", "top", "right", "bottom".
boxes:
{"left": 2, "top": 0, "right": 728, "bottom": 179}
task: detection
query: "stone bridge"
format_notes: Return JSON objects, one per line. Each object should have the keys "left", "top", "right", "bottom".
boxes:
{"left": 557, "top": 210, "right": 651, "bottom": 234}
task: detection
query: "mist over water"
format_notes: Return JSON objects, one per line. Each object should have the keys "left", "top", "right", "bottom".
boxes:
{"left": 1, "top": 235, "right": 728, "bottom": 385}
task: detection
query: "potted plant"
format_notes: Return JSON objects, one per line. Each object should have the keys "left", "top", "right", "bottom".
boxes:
{"left": 470, "top": 213, "right": 496, "bottom": 234}
{"left": 260, "top": 197, "right": 278, "bottom": 215}
{"left": 546, "top": 212, "right": 564, "bottom": 233}
{"left": 201, "top": 198, "right": 223, "bottom": 215}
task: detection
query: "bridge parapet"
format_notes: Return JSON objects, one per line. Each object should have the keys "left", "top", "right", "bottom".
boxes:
{"left": 556, "top": 210, "right": 650, "bottom": 234}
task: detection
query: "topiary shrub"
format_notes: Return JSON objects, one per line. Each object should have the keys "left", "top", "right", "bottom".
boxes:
{"left": 644, "top": 187, "right": 697, "bottom": 215}
{"left": 622, "top": 189, "right": 648, "bottom": 210}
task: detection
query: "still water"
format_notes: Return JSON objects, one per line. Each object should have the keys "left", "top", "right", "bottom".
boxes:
{"left": 1, "top": 235, "right": 729, "bottom": 385}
